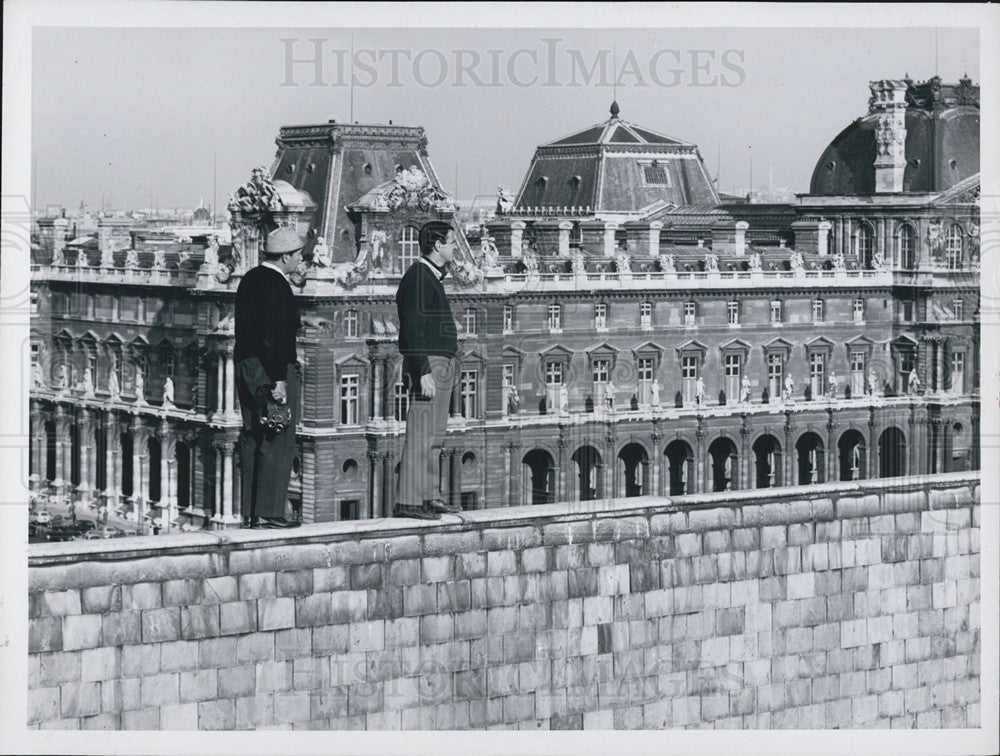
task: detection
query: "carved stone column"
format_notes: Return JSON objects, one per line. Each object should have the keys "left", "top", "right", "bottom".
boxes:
{"left": 696, "top": 421, "right": 708, "bottom": 494}
{"left": 825, "top": 409, "right": 837, "bottom": 484}
{"left": 509, "top": 443, "right": 521, "bottom": 508}
{"left": 502, "top": 444, "right": 511, "bottom": 508}
{"left": 30, "top": 406, "right": 44, "bottom": 483}
{"left": 223, "top": 443, "right": 234, "bottom": 519}
{"left": 557, "top": 436, "right": 567, "bottom": 503}
{"left": 935, "top": 341, "right": 945, "bottom": 394}
{"left": 739, "top": 419, "right": 750, "bottom": 491}
{"left": 53, "top": 406, "right": 68, "bottom": 490}
{"left": 449, "top": 449, "right": 461, "bottom": 511}
{"left": 78, "top": 410, "right": 94, "bottom": 504}
{"left": 372, "top": 360, "right": 384, "bottom": 422}
{"left": 382, "top": 452, "right": 394, "bottom": 519}
{"left": 650, "top": 431, "right": 662, "bottom": 497}
{"left": 105, "top": 414, "right": 119, "bottom": 506}
{"left": 224, "top": 350, "right": 236, "bottom": 415}
{"left": 215, "top": 352, "right": 225, "bottom": 415}
{"left": 369, "top": 450, "right": 380, "bottom": 519}
{"left": 783, "top": 413, "right": 794, "bottom": 488}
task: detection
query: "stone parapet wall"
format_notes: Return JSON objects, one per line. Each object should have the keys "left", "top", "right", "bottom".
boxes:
{"left": 28, "top": 473, "right": 980, "bottom": 730}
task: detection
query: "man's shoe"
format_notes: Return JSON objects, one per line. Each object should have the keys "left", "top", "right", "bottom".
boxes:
{"left": 259, "top": 517, "right": 300, "bottom": 529}
{"left": 426, "top": 498, "right": 462, "bottom": 515}
{"left": 393, "top": 503, "right": 441, "bottom": 520}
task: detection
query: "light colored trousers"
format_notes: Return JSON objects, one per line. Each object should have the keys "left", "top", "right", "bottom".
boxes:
{"left": 395, "top": 356, "right": 458, "bottom": 508}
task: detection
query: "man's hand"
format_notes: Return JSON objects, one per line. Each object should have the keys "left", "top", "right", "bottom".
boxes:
{"left": 271, "top": 380, "right": 288, "bottom": 404}
{"left": 420, "top": 373, "right": 436, "bottom": 398}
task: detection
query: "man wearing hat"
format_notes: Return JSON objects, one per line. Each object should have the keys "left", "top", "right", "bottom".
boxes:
{"left": 234, "top": 226, "right": 304, "bottom": 528}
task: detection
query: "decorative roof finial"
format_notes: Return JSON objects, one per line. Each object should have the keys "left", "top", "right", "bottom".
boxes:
{"left": 610, "top": 100, "right": 620, "bottom": 119}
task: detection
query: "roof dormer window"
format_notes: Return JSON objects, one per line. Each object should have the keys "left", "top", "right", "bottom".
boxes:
{"left": 641, "top": 160, "right": 670, "bottom": 186}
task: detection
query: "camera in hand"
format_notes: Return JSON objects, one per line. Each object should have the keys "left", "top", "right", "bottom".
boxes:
{"left": 260, "top": 400, "right": 292, "bottom": 434}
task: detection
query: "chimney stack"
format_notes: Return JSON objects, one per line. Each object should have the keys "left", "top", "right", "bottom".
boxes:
{"left": 868, "top": 79, "right": 909, "bottom": 193}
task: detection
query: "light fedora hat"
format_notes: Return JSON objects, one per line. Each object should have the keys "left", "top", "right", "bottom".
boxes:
{"left": 264, "top": 227, "right": 306, "bottom": 256}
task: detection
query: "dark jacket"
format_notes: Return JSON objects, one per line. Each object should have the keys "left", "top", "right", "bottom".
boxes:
{"left": 234, "top": 264, "right": 300, "bottom": 384}
{"left": 395, "top": 258, "right": 458, "bottom": 386}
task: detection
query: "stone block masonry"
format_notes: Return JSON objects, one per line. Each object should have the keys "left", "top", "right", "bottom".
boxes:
{"left": 28, "top": 472, "right": 980, "bottom": 730}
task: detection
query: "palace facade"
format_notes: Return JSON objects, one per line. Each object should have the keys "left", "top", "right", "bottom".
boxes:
{"left": 29, "top": 75, "right": 980, "bottom": 531}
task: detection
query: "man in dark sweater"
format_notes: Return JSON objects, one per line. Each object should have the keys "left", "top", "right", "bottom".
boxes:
{"left": 234, "top": 227, "right": 303, "bottom": 529}
{"left": 394, "top": 221, "right": 463, "bottom": 519}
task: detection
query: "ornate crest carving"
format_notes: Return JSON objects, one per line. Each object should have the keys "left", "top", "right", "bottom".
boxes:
{"left": 368, "top": 166, "right": 455, "bottom": 213}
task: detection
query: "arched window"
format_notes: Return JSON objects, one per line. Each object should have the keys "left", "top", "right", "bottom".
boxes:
{"left": 946, "top": 224, "right": 963, "bottom": 269}
{"left": 855, "top": 223, "right": 874, "bottom": 268}
{"left": 399, "top": 226, "right": 419, "bottom": 271}
{"left": 897, "top": 224, "right": 915, "bottom": 269}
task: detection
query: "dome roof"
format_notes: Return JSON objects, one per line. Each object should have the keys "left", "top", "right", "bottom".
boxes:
{"left": 810, "top": 76, "right": 979, "bottom": 195}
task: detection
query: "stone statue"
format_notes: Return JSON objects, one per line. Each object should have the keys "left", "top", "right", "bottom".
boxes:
{"left": 704, "top": 253, "right": 719, "bottom": 272}
{"left": 604, "top": 380, "right": 615, "bottom": 410}
{"left": 559, "top": 384, "right": 569, "bottom": 415}
{"left": 852, "top": 443, "right": 862, "bottom": 475}
{"left": 312, "top": 236, "right": 332, "bottom": 268}
{"left": 748, "top": 252, "right": 763, "bottom": 272}
{"left": 658, "top": 253, "right": 676, "bottom": 273}
{"left": 369, "top": 229, "right": 388, "bottom": 271}
{"left": 203, "top": 235, "right": 219, "bottom": 269}
{"left": 740, "top": 374, "right": 752, "bottom": 403}
{"left": 867, "top": 369, "right": 879, "bottom": 396}
{"left": 506, "top": 385, "right": 519, "bottom": 416}
{"left": 831, "top": 252, "right": 847, "bottom": 271}
{"left": 134, "top": 365, "right": 145, "bottom": 404}
{"left": 56, "top": 363, "right": 68, "bottom": 392}
{"left": 571, "top": 250, "right": 586, "bottom": 275}
{"left": 908, "top": 368, "right": 922, "bottom": 395}
{"left": 827, "top": 371, "right": 838, "bottom": 398}
{"left": 522, "top": 250, "right": 539, "bottom": 273}
{"left": 32, "top": 359, "right": 45, "bottom": 389}
{"left": 696, "top": 376, "right": 706, "bottom": 405}
{"left": 370, "top": 192, "right": 390, "bottom": 212}
{"left": 125, "top": 248, "right": 140, "bottom": 268}
{"left": 615, "top": 252, "right": 632, "bottom": 274}
{"left": 496, "top": 185, "right": 515, "bottom": 215}
{"left": 163, "top": 376, "right": 175, "bottom": 406}
{"left": 724, "top": 454, "right": 733, "bottom": 489}
{"left": 766, "top": 450, "right": 776, "bottom": 485}
{"left": 82, "top": 369, "right": 94, "bottom": 397}
{"left": 108, "top": 363, "right": 120, "bottom": 400}
{"left": 51, "top": 246, "right": 66, "bottom": 267}
{"left": 872, "top": 250, "right": 886, "bottom": 270}
{"left": 789, "top": 251, "right": 804, "bottom": 272}
{"left": 154, "top": 248, "right": 167, "bottom": 269}
{"left": 77, "top": 249, "right": 88, "bottom": 268}
{"left": 783, "top": 374, "right": 794, "bottom": 402}
{"left": 809, "top": 448, "right": 818, "bottom": 483}
{"left": 650, "top": 379, "right": 661, "bottom": 407}
{"left": 100, "top": 244, "right": 115, "bottom": 268}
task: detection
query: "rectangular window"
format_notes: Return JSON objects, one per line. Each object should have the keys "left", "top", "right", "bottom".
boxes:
{"left": 592, "top": 358, "right": 610, "bottom": 385}
{"left": 113, "top": 349, "right": 125, "bottom": 388}
{"left": 545, "top": 362, "right": 563, "bottom": 386}
{"left": 950, "top": 352, "right": 965, "bottom": 395}
{"left": 640, "top": 302, "right": 652, "bottom": 330}
{"left": 340, "top": 374, "right": 359, "bottom": 425}
{"left": 400, "top": 226, "right": 420, "bottom": 271}
{"left": 393, "top": 372, "right": 409, "bottom": 422}
{"left": 135, "top": 355, "right": 148, "bottom": 393}
{"left": 898, "top": 351, "right": 915, "bottom": 394}
{"left": 137, "top": 298, "right": 146, "bottom": 323}
{"left": 812, "top": 299, "right": 824, "bottom": 323}
{"left": 637, "top": 357, "right": 655, "bottom": 404}
{"left": 725, "top": 354, "right": 741, "bottom": 400}
{"left": 87, "top": 354, "right": 97, "bottom": 388}
{"left": 594, "top": 303, "right": 607, "bottom": 330}
{"left": 681, "top": 355, "right": 698, "bottom": 404}
{"left": 850, "top": 352, "right": 866, "bottom": 396}
{"left": 853, "top": 298, "right": 865, "bottom": 323}
{"left": 642, "top": 162, "right": 670, "bottom": 185}
{"left": 111, "top": 297, "right": 120, "bottom": 321}
{"left": 727, "top": 301, "right": 740, "bottom": 326}
{"left": 684, "top": 301, "right": 696, "bottom": 326}
{"left": 460, "top": 369, "right": 478, "bottom": 418}
{"left": 339, "top": 499, "right": 360, "bottom": 521}
{"left": 901, "top": 300, "right": 915, "bottom": 323}
{"left": 345, "top": 310, "right": 359, "bottom": 339}
{"left": 547, "top": 303, "right": 561, "bottom": 331}
{"left": 953, "top": 299, "right": 964, "bottom": 321}
{"left": 770, "top": 300, "right": 782, "bottom": 325}
{"left": 503, "top": 305, "right": 513, "bottom": 333}
{"left": 86, "top": 295, "right": 95, "bottom": 319}
{"left": 809, "top": 353, "right": 825, "bottom": 397}
{"left": 162, "top": 351, "right": 175, "bottom": 379}
{"left": 767, "top": 353, "right": 783, "bottom": 399}
{"left": 463, "top": 308, "right": 477, "bottom": 335}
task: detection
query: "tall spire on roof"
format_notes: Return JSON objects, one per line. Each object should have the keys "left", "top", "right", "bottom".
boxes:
{"left": 610, "top": 100, "right": 620, "bottom": 119}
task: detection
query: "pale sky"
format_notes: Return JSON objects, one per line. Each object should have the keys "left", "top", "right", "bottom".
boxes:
{"left": 31, "top": 26, "right": 979, "bottom": 210}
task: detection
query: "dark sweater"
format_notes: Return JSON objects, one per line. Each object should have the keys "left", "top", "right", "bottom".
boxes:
{"left": 234, "top": 264, "right": 300, "bottom": 383}
{"left": 396, "top": 258, "right": 458, "bottom": 384}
